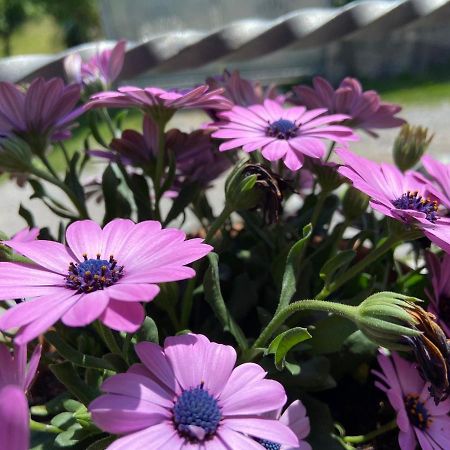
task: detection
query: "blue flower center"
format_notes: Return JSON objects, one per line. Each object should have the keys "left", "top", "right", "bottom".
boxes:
{"left": 172, "top": 384, "right": 222, "bottom": 442}
{"left": 392, "top": 191, "right": 438, "bottom": 222}
{"left": 405, "top": 394, "right": 432, "bottom": 430}
{"left": 256, "top": 438, "right": 282, "bottom": 450}
{"left": 267, "top": 119, "right": 298, "bottom": 140}
{"left": 65, "top": 254, "right": 124, "bottom": 293}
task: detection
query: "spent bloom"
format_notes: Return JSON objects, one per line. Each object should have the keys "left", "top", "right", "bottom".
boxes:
{"left": 336, "top": 148, "right": 450, "bottom": 254}
{"left": 0, "top": 343, "right": 41, "bottom": 450}
{"left": 64, "top": 40, "right": 126, "bottom": 88}
{"left": 90, "top": 334, "right": 298, "bottom": 449}
{"left": 0, "top": 219, "right": 211, "bottom": 344}
{"left": 212, "top": 99, "right": 357, "bottom": 171}
{"left": 373, "top": 351, "right": 450, "bottom": 450}
{"left": 0, "top": 78, "right": 83, "bottom": 154}
{"left": 291, "top": 76, "right": 405, "bottom": 136}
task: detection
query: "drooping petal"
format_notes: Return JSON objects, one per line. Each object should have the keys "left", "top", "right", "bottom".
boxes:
{"left": 99, "top": 300, "right": 144, "bottom": 332}
{"left": 61, "top": 290, "right": 110, "bottom": 327}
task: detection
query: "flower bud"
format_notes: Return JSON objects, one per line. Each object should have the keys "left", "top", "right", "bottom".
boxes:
{"left": 342, "top": 186, "right": 369, "bottom": 220}
{"left": 0, "top": 137, "right": 33, "bottom": 173}
{"left": 393, "top": 124, "right": 433, "bottom": 172}
{"left": 306, "top": 159, "right": 343, "bottom": 192}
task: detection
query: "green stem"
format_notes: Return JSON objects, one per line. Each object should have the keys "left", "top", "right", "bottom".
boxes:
{"left": 252, "top": 299, "right": 358, "bottom": 350}
{"left": 38, "top": 154, "right": 60, "bottom": 180}
{"left": 30, "top": 419, "right": 62, "bottom": 434}
{"left": 310, "top": 190, "right": 328, "bottom": 230}
{"left": 100, "top": 108, "right": 116, "bottom": 139}
{"left": 154, "top": 121, "right": 167, "bottom": 220}
{"left": 315, "top": 234, "right": 403, "bottom": 300}
{"left": 344, "top": 419, "right": 398, "bottom": 444}
{"left": 59, "top": 142, "right": 71, "bottom": 166}
{"left": 325, "top": 141, "right": 336, "bottom": 162}
{"left": 205, "top": 205, "right": 233, "bottom": 244}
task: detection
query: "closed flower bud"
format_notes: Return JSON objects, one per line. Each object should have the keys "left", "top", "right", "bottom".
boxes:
{"left": 393, "top": 124, "right": 433, "bottom": 172}
{"left": 306, "top": 159, "right": 343, "bottom": 192}
{"left": 0, "top": 137, "right": 33, "bottom": 173}
{"left": 342, "top": 186, "right": 369, "bottom": 220}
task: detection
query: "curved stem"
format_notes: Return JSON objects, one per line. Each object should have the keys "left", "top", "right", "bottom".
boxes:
{"left": 154, "top": 121, "right": 166, "bottom": 220}
{"left": 95, "top": 322, "right": 122, "bottom": 356}
{"left": 30, "top": 419, "right": 62, "bottom": 434}
{"left": 252, "top": 299, "right": 358, "bottom": 350}
{"left": 344, "top": 419, "right": 398, "bottom": 444}
{"left": 38, "top": 154, "right": 60, "bottom": 181}
{"left": 309, "top": 190, "right": 327, "bottom": 230}
{"left": 205, "top": 205, "right": 233, "bottom": 244}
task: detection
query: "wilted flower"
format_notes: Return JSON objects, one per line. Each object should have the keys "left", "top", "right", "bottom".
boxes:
{"left": 64, "top": 40, "right": 126, "bottom": 89}
{"left": 0, "top": 219, "right": 211, "bottom": 344}
{"left": 291, "top": 76, "right": 405, "bottom": 136}
{"left": 90, "top": 334, "right": 298, "bottom": 449}
{"left": 393, "top": 125, "right": 433, "bottom": 172}
{"left": 336, "top": 148, "right": 450, "bottom": 254}
{"left": 206, "top": 70, "right": 284, "bottom": 107}
{"left": 0, "top": 343, "right": 41, "bottom": 450}
{"left": 0, "top": 78, "right": 83, "bottom": 155}
{"left": 212, "top": 99, "right": 357, "bottom": 171}
{"left": 373, "top": 351, "right": 450, "bottom": 450}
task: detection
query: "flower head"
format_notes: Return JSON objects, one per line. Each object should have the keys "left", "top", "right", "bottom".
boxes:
{"left": 0, "top": 219, "right": 211, "bottom": 344}
{"left": 291, "top": 76, "right": 405, "bottom": 136}
{"left": 89, "top": 334, "right": 299, "bottom": 449}
{"left": 64, "top": 40, "right": 126, "bottom": 89}
{"left": 373, "top": 351, "right": 450, "bottom": 450}
{"left": 212, "top": 99, "right": 357, "bottom": 171}
{"left": 418, "top": 155, "right": 450, "bottom": 210}
{"left": 336, "top": 148, "right": 450, "bottom": 253}
{"left": 0, "top": 78, "right": 83, "bottom": 154}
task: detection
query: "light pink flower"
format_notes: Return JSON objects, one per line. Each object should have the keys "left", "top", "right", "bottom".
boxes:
{"left": 291, "top": 76, "right": 405, "bottom": 136}
{"left": 64, "top": 40, "right": 126, "bottom": 87}
{"left": 0, "top": 343, "right": 41, "bottom": 450}
{"left": 373, "top": 351, "right": 450, "bottom": 450}
{"left": 11, "top": 227, "right": 39, "bottom": 243}
{"left": 336, "top": 148, "right": 450, "bottom": 254}
{"left": 89, "top": 334, "right": 299, "bottom": 450}
{"left": 0, "top": 219, "right": 212, "bottom": 344}
{"left": 212, "top": 99, "right": 357, "bottom": 171}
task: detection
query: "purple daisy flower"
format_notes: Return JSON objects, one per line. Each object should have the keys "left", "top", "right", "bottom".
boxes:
{"left": 373, "top": 351, "right": 450, "bottom": 450}
{"left": 291, "top": 76, "right": 405, "bottom": 136}
{"left": 0, "top": 219, "right": 212, "bottom": 344}
{"left": 212, "top": 99, "right": 357, "bottom": 171}
{"left": 64, "top": 40, "right": 126, "bottom": 88}
{"left": 0, "top": 78, "right": 83, "bottom": 151}
{"left": 0, "top": 343, "right": 41, "bottom": 450}
{"left": 89, "top": 334, "right": 299, "bottom": 449}
{"left": 336, "top": 148, "right": 450, "bottom": 254}
{"left": 426, "top": 252, "right": 450, "bottom": 337}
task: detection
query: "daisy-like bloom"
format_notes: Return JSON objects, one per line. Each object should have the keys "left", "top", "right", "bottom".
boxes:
{"left": 89, "top": 334, "right": 299, "bottom": 450}
{"left": 373, "top": 351, "right": 450, "bottom": 450}
{"left": 257, "top": 400, "right": 311, "bottom": 450}
{"left": 212, "top": 99, "right": 357, "bottom": 171}
{"left": 0, "top": 343, "right": 41, "bottom": 450}
{"left": 426, "top": 252, "right": 450, "bottom": 337}
{"left": 88, "top": 85, "right": 233, "bottom": 122}
{"left": 0, "top": 78, "right": 83, "bottom": 153}
{"left": 0, "top": 219, "right": 211, "bottom": 344}
{"left": 64, "top": 40, "right": 126, "bottom": 88}
{"left": 206, "top": 70, "right": 284, "bottom": 107}
{"left": 291, "top": 76, "right": 405, "bottom": 136}
{"left": 336, "top": 148, "right": 450, "bottom": 254}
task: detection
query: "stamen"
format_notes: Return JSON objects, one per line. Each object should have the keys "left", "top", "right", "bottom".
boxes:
{"left": 405, "top": 394, "right": 432, "bottom": 430}
{"left": 392, "top": 191, "right": 439, "bottom": 222}
{"left": 266, "top": 119, "right": 298, "bottom": 140}
{"left": 256, "top": 439, "right": 281, "bottom": 450}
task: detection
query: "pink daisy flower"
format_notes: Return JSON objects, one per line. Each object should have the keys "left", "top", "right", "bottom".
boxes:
{"left": 0, "top": 343, "right": 41, "bottom": 450}
{"left": 373, "top": 351, "right": 450, "bottom": 450}
{"left": 291, "top": 76, "right": 405, "bottom": 136}
{"left": 419, "top": 155, "right": 450, "bottom": 209}
{"left": 10, "top": 227, "right": 39, "bottom": 243}
{"left": 0, "top": 219, "right": 212, "bottom": 344}
{"left": 89, "top": 334, "right": 299, "bottom": 450}
{"left": 258, "top": 400, "right": 312, "bottom": 450}
{"left": 212, "top": 99, "right": 357, "bottom": 171}
{"left": 64, "top": 40, "right": 126, "bottom": 88}
{"left": 336, "top": 148, "right": 450, "bottom": 254}
{"left": 426, "top": 252, "right": 450, "bottom": 337}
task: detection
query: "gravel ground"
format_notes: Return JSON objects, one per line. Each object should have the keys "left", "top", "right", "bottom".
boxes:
{"left": 2, "top": 101, "right": 449, "bottom": 235}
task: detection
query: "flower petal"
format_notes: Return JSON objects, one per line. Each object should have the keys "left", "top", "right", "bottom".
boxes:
{"left": 99, "top": 300, "right": 144, "bottom": 332}
{"left": 61, "top": 290, "right": 110, "bottom": 327}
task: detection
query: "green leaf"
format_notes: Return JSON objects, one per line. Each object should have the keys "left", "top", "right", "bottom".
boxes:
{"left": 203, "top": 253, "right": 248, "bottom": 350}
{"left": 266, "top": 327, "right": 312, "bottom": 370}
{"left": 19, "top": 203, "right": 35, "bottom": 227}
{"left": 30, "top": 431, "right": 55, "bottom": 450}
{"left": 320, "top": 250, "right": 356, "bottom": 286}
{"left": 64, "top": 151, "right": 85, "bottom": 207}
{"left": 136, "top": 316, "right": 159, "bottom": 344}
{"left": 163, "top": 183, "right": 201, "bottom": 226}
{"left": 86, "top": 436, "right": 117, "bottom": 450}
{"left": 101, "top": 164, "right": 132, "bottom": 223}
{"left": 54, "top": 425, "right": 97, "bottom": 448}
{"left": 277, "top": 224, "right": 312, "bottom": 312}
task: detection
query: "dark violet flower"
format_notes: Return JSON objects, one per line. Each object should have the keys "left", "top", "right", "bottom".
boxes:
{"left": 64, "top": 40, "right": 126, "bottom": 88}
{"left": 89, "top": 334, "right": 299, "bottom": 449}
{"left": 336, "top": 148, "right": 450, "bottom": 254}
{"left": 373, "top": 351, "right": 450, "bottom": 450}
{"left": 206, "top": 70, "right": 284, "bottom": 107}
{"left": 0, "top": 343, "right": 41, "bottom": 450}
{"left": 291, "top": 76, "right": 405, "bottom": 136}
{"left": 0, "top": 78, "right": 83, "bottom": 154}
{"left": 212, "top": 99, "right": 357, "bottom": 171}
{"left": 0, "top": 219, "right": 211, "bottom": 344}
